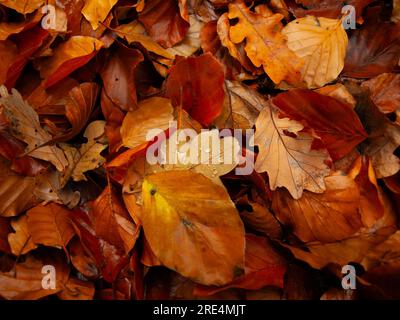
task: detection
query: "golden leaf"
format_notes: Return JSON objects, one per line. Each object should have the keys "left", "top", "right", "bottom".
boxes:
{"left": 115, "top": 21, "right": 175, "bottom": 59}
{"left": 142, "top": 171, "right": 245, "bottom": 285}
{"left": 282, "top": 16, "right": 348, "bottom": 88}
{"left": 81, "top": 0, "right": 118, "bottom": 30}
{"left": 27, "top": 203, "right": 75, "bottom": 251}
{"left": 8, "top": 215, "right": 38, "bottom": 256}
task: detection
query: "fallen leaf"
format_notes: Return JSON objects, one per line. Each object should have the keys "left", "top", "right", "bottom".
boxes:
{"left": 362, "top": 73, "right": 400, "bottom": 124}
{"left": 343, "top": 15, "right": 400, "bottom": 78}
{"left": 272, "top": 173, "right": 363, "bottom": 243}
{"left": 0, "top": 86, "right": 68, "bottom": 171}
{"left": 194, "top": 234, "right": 287, "bottom": 296}
{"left": 282, "top": 16, "right": 348, "bottom": 88}
{"left": 38, "top": 36, "right": 104, "bottom": 88}
{"left": 0, "top": 0, "right": 44, "bottom": 14}
{"left": 115, "top": 21, "right": 175, "bottom": 59}
{"left": 226, "top": 1, "right": 303, "bottom": 86}
{"left": 254, "top": 102, "right": 331, "bottom": 199}
{"left": 0, "top": 158, "right": 38, "bottom": 217}
{"left": 82, "top": 0, "right": 118, "bottom": 31}
{"left": 61, "top": 121, "right": 108, "bottom": 184}
{"left": 92, "top": 185, "right": 139, "bottom": 254}
{"left": 139, "top": 0, "right": 190, "bottom": 48}
{"left": 272, "top": 89, "right": 367, "bottom": 160}
{"left": 142, "top": 170, "right": 245, "bottom": 285}
{"left": 121, "top": 97, "right": 174, "bottom": 149}
{"left": 8, "top": 215, "right": 38, "bottom": 256}
{"left": 0, "top": 253, "right": 69, "bottom": 300}
{"left": 27, "top": 203, "right": 75, "bottom": 252}
{"left": 165, "top": 53, "right": 225, "bottom": 126}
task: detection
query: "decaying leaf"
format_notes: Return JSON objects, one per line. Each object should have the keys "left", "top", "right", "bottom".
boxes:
{"left": 255, "top": 102, "right": 331, "bottom": 199}
{"left": 61, "top": 121, "right": 108, "bottom": 183}
{"left": 225, "top": 1, "right": 303, "bottom": 86}
{"left": 0, "top": 86, "right": 68, "bottom": 171}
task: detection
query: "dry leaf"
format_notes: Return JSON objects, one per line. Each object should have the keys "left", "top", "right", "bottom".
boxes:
{"left": 282, "top": 16, "right": 348, "bottom": 88}
{"left": 27, "top": 203, "right": 75, "bottom": 252}
{"left": 61, "top": 121, "right": 108, "bottom": 183}
{"left": 8, "top": 215, "right": 38, "bottom": 256}
{"left": 82, "top": 0, "right": 118, "bottom": 30}
{"left": 0, "top": 86, "right": 68, "bottom": 171}
{"left": 255, "top": 102, "right": 331, "bottom": 199}
{"left": 142, "top": 170, "right": 245, "bottom": 285}
{"left": 121, "top": 97, "right": 174, "bottom": 149}
{"left": 226, "top": 1, "right": 303, "bottom": 86}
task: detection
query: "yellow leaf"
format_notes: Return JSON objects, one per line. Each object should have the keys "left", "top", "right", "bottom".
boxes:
{"left": 121, "top": 97, "right": 174, "bottom": 149}
{"left": 0, "top": 0, "right": 44, "bottom": 14}
{"left": 115, "top": 21, "right": 175, "bottom": 59}
{"left": 82, "top": 0, "right": 118, "bottom": 31}
{"left": 226, "top": 1, "right": 304, "bottom": 86}
{"left": 282, "top": 16, "right": 348, "bottom": 88}
{"left": 0, "top": 87, "right": 68, "bottom": 171}
{"left": 254, "top": 102, "right": 331, "bottom": 199}
{"left": 0, "top": 158, "right": 38, "bottom": 217}
{"left": 38, "top": 36, "right": 103, "bottom": 83}
{"left": 142, "top": 171, "right": 245, "bottom": 285}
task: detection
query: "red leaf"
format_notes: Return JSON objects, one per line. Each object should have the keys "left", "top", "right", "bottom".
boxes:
{"left": 139, "top": 0, "right": 189, "bottom": 48}
{"left": 272, "top": 89, "right": 368, "bottom": 160}
{"left": 165, "top": 53, "right": 225, "bottom": 126}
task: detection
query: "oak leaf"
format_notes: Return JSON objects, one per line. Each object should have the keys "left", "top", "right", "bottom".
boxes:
{"left": 0, "top": 86, "right": 68, "bottom": 171}
{"left": 61, "top": 121, "right": 108, "bottom": 184}
{"left": 254, "top": 102, "right": 331, "bottom": 199}
{"left": 26, "top": 203, "right": 75, "bottom": 252}
{"left": 226, "top": 1, "right": 303, "bottom": 86}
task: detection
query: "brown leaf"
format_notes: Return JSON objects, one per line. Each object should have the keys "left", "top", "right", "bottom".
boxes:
{"left": 254, "top": 102, "right": 331, "bottom": 199}
{"left": 139, "top": 0, "right": 190, "bottom": 48}
{"left": 82, "top": 0, "right": 118, "bottom": 31}
{"left": 0, "top": 253, "right": 69, "bottom": 300}
{"left": 8, "top": 214, "right": 38, "bottom": 256}
{"left": 27, "top": 203, "right": 75, "bottom": 252}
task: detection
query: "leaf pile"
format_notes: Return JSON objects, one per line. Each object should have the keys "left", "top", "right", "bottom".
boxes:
{"left": 0, "top": 0, "right": 399, "bottom": 300}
